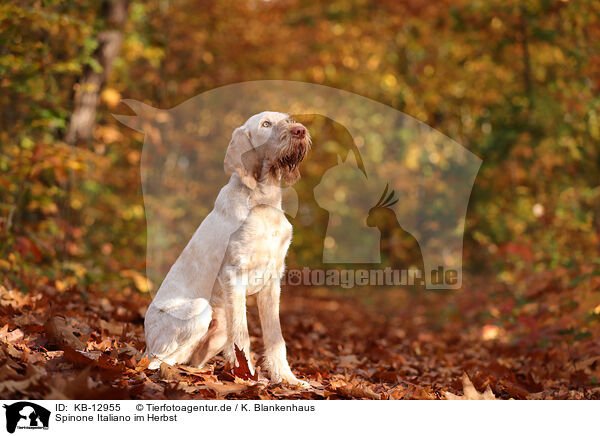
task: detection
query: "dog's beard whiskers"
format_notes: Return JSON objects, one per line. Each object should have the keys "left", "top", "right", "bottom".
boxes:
{"left": 282, "top": 140, "right": 307, "bottom": 167}
{"left": 270, "top": 139, "right": 308, "bottom": 177}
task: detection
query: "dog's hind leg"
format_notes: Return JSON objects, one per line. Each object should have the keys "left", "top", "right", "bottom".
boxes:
{"left": 189, "top": 305, "right": 227, "bottom": 369}
{"left": 145, "top": 298, "right": 213, "bottom": 369}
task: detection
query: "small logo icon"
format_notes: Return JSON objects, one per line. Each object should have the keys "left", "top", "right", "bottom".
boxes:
{"left": 3, "top": 402, "right": 50, "bottom": 433}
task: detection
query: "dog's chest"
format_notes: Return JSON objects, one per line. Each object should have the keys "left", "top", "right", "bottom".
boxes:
{"left": 223, "top": 205, "right": 292, "bottom": 294}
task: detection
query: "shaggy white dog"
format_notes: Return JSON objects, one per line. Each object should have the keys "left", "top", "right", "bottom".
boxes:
{"left": 144, "top": 111, "right": 310, "bottom": 385}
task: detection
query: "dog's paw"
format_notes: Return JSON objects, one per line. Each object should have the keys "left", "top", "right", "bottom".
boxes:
{"left": 271, "top": 373, "right": 309, "bottom": 388}
{"left": 147, "top": 358, "right": 161, "bottom": 370}
{"left": 263, "top": 353, "right": 307, "bottom": 387}
{"left": 284, "top": 376, "right": 310, "bottom": 388}
{"left": 267, "top": 366, "right": 308, "bottom": 387}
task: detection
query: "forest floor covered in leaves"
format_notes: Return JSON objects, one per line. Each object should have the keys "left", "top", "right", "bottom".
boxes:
{"left": 1, "top": 271, "right": 599, "bottom": 400}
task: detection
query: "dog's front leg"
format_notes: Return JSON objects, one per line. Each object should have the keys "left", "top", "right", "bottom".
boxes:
{"left": 224, "top": 281, "right": 254, "bottom": 375}
{"left": 258, "top": 278, "right": 306, "bottom": 386}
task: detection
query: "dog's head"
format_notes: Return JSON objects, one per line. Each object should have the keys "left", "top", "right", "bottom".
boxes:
{"left": 224, "top": 111, "right": 311, "bottom": 189}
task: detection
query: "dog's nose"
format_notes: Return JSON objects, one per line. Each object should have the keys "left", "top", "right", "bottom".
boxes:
{"left": 291, "top": 125, "right": 306, "bottom": 139}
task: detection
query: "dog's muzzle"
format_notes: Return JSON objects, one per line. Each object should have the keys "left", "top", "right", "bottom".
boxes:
{"left": 277, "top": 124, "right": 310, "bottom": 172}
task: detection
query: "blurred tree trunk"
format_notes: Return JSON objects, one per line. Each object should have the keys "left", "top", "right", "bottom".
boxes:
{"left": 65, "top": 0, "right": 129, "bottom": 145}
{"left": 61, "top": 0, "right": 129, "bottom": 260}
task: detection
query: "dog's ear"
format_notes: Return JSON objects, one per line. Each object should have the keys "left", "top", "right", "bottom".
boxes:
{"left": 224, "top": 126, "right": 260, "bottom": 190}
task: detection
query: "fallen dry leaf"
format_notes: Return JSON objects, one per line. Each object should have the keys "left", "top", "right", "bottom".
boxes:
{"left": 445, "top": 373, "right": 497, "bottom": 400}
{"left": 204, "top": 380, "right": 248, "bottom": 397}
{"left": 45, "top": 316, "right": 87, "bottom": 351}
{"left": 232, "top": 344, "right": 257, "bottom": 381}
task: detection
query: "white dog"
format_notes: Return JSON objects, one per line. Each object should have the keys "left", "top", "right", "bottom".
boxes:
{"left": 144, "top": 111, "right": 310, "bottom": 385}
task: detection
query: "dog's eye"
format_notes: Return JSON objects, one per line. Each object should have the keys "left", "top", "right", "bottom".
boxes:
{"left": 261, "top": 121, "right": 272, "bottom": 128}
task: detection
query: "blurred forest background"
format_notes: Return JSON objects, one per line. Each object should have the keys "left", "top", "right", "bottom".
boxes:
{"left": 1, "top": 0, "right": 600, "bottom": 399}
